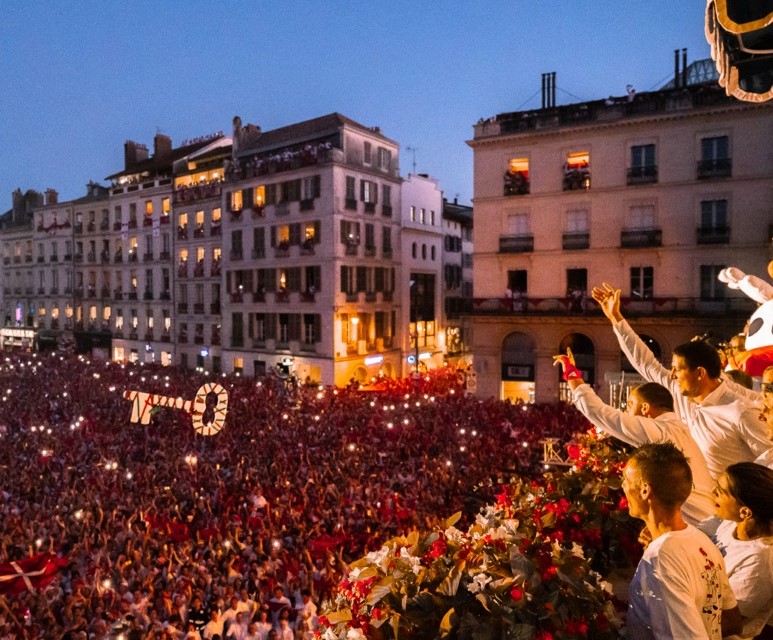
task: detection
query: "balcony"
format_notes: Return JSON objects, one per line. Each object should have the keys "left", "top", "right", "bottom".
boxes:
{"left": 210, "top": 302, "right": 221, "bottom": 315}
{"left": 383, "top": 248, "right": 393, "bottom": 259}
{"left": 100, "top": 251, "right": 110, "bottom": 263}
{"left": 697, "top": 226, "right": 730, "bottom": 245}
{"left": 194, "top": 335, "right": 205, "bottom": 345}
{"left": 50, "top": 255, "right": 58, "bottom": 262}
{"left": 37, "top": 256, "right": 44, "bottom": 263}
{"left": 74, "top": 223, "right": 83, "bottom": 234}
{"left": 37, "top": 287, "right": 45, "bottom": 295}
{"left": 114, "top": 251, "right": 123, "bottom": 263}
{"left": 627, "top": 165, "right": 658, "bottom": 185}
{"left": 178, "top": 226, "right": 188, "bottom": 240}
{"left": 193, "top": 262, "right": 204, "bottom": 277}
{"left": 230, "top": 291, "right": 244, "bottom": 303}
{"left": 365, "top": 291, "right": 377, "bottom": 302}
{"left": 159, "top": 250, "right": 171, "bottom": 260}
{"left": 562, "top": 232, "right": 590, "bottom": 250}
{"left": 193, "top": 303, "right": 205, "bottom": 314}
{"left": 562, "top": 167, "right": 591, "bottom": 191}
{"left": 143, "top": 252, "right": 154, "bottom": 262}
{"left": 230, "top": 209, "right": 243, "bottom": 221}
{"left": 364, "top": 202, "right": 376, "bottom": 214}
{"left": 143, "top": 290, "right": 153, "bottom": 301}
{"left": 345, "top": 198, "right": 357, "bottom": 210}
{"left": 230, "top": 249, "right": 243, "bottom": 261}
{"left": 86, "top": 252, "right": 96, "bottom": 263}
{"left": 697, "top": 158, "right": 732, "bottom": 179}
{"left": 364, "top": 245, "right": 376, "bottom": 257}
{"left": 50, "top": 287, "right": 58, "bottom": 295}
{"left": 160, "top": 214, "right": 171, "bottom": 225}
{"left": 87, "top": 221, "right": 96, "bottom": 232}
{"left": 127, "top": 290, "right": 138, "bottom": 300}
{"left": 114, "top": 289, "right": 123, "bottom": 300}
{"left": 382, "top": 291, "right": 393, "bottom": 302}
{"left": 382, "top": 205, "right": 393, "bottom": 217}
{"left": 193, "top": 226, "right": 205, "bottom": 239}
{"left": 178, "top": 263, "right": 188, "bottom": 278}
{"left": 275, "top": 202, "right": 289, "bottom": 217}
{"left": 128, "top": 219, "right": 138, "bottom": 229}
{"left": 113, "top": 221, "right": 122, "bottom": 231}
{"left": 177, "top": 303, "right": 189, "bottom": 314}
{"left": 620, "top": 228, "right": 662, "bottom": 248}
{"left": 24, "top": 255, "right": 33, "bottom": 263}
{"left": 275, "top": 289, "right": 289, "bottom": 303}
{"left": 345, "top": 243, "right": 358, "bottom": 256}
{"left": 252, "top": 290, "right": 266, "bottom": 303}
{"left": 499, "top": 234, "right": 534, "bottom": 253}
{"left": 143, "top": 217, "right": 153, "bottom": 227}
{"left": 64, "top": 254, "right": 72, "bottom": 261}
{"left": 300, "top": 199, "right": 315, "bottom": 211}
{"left": 159, "top": 290, "right": 170, "bottom": 300}
{"left": 274, "top": 244, "right": 290, "bottom": 258}
{"left": 100, "top": 220, "right": 109, "bottom": 231}
{"left": 211, "top": 224, "right": 221, "bottom": 236}
{"left": 251, "top": 206, "right": 265, "bottom": 219}
{"left": 128, "top": 252, "right": 138, "bottom": 263}
{"left": 178, "top": 333, "right": 188, "bottom": 343}
{"left": 504, "top": 171, "right": 529, "bottom": 196}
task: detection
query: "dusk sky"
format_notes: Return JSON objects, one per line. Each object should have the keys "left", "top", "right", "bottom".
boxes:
{"left": 0, "top": 1, "right": 711, "bottom": 208}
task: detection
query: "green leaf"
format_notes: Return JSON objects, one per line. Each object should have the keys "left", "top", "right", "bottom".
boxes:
{"left": 324, "top": 610, "right": 352, "bottom": 624}
{"left": 437, "top": 565, "right": 462, "bottom": 597}
{"left": 439, "top": 607, "right": 456, "bottom": 638}
{"left": 540, "top": 512, "right": 556, "bottom": 528}
{"left": 445, "top": 511, "right": 462, "bottom": 528}
{"left": 475, "top": 593, "right": 491, "bottom": 612}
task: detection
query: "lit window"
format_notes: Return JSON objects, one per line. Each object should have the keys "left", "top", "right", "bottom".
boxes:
{"left": 253, "top": 186, "right": 265, "bottom": 207}
{"left": 162, "top": 198, "right": 170, "bottom": 214}
{"left": 145, "top": 200, "right": 153, "bottom": 216}
{"left": 230, "top": 191, "right": 243, "bottom": 211}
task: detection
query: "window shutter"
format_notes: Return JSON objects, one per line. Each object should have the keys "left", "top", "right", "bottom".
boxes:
{"left": 243, "top": 188, "right": 253, "bottom": 208}
{"left": 313, "top": 221, "right": 321, "bottom": 243}
{"left": 270, "top": 226, "right": 276, "bottom": 247}
{"left": 313, "top": 175, "right": 321, "bottom": 198}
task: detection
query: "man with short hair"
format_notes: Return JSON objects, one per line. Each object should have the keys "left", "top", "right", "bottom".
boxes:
{"left": 623, "top": 442, "right": 740, "bottom": 639}
{"left": 593, "top": 283, "right": 769, "bottom": 478}
{"left": 554, "top": 351, "right": 715, "bottom": 525}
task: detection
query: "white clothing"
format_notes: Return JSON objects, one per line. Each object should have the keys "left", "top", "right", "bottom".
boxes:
{"left": 254, "top": 621, "right": 272, "bottom": 640}
{"left": 755, "top": 448, "right": 773, "bottom": 469}
{"left": 613, "top": 319, "right": 769, "bottom": 478}
{"left": 226, "top": 621, "right": 250, "bottom": 640}
{"left": 202, "top": 618, "right": 226, "bottom": 640}
{"left": 572, "top": 384, "right": 715, "bottom": 524}
{"left": 628, "top": 525, "right": 737, "bottom": 639}
{"left": 712, "top": 519, "right": 773, "bottom": 640}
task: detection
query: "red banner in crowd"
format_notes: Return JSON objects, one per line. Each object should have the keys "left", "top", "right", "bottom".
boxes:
{"left": 0, "top": 553, "right": 68, "bottom": 596}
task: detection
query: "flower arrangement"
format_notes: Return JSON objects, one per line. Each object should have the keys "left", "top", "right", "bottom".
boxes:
{"left": 317, "top": 430, "right": 638, "bottom": 640}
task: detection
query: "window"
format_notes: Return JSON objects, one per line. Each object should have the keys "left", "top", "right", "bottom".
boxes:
{"left": 698, "top": 136, "right": 731, "bottom": 178}
{"left": 340, "top": 266, "right": 355, "bottom": 294}
{"left": 253, "top": 227, "right": 265, "bottom": 258}
{"left": 360, "top": 180, "right": 378, "bottom": 204}
{"left": 253, "top": 186, "right": 265, "bottom": 208}
{"left": 377, "top": 147, "right": 391, "bottom": 171}
{"left": 419, "top": 208, "right": 426, "bottom": 224}
{"left": 629, "top": 204, "right": 655, "bottom": 229}
{"left": 145, "top": 200, "right": 153, "bottom": 216}
{"left": 229, "top": 190, "right": 243, "bottom": 212}
{"left": 507, "top": 270, "right": 527, "bottom": 295}
{"left": 410, "top": 206, "right": 416, "bottom": 222}
{"left": 566, "top": 209, "right": 588, "bottom": 232}
{"left": 345, "top": 176, "right": 356, "bottom": 208}
{"left": 382, "top": 185, "right": 391, "bottom": 207}
{"left": 382, "top": 227, "right": 392, "bottom": 255}
{"left": 700, "top": 199, "right": 728, "bottom": 230}
{"left": 700, "top": 265, "right": 726, "bottom": 300}
{"left": 363, "top": 141, "right": 372, "bottom": 165}
{"left": 302, "top": 176, "right": 321, "bottom": 201}
{"left": 364, "top": 224, "right": 375, "bottom": 251}
{"left": 563, "top": 152, "right": 590, "bottom": 190}
{"left": 630, "top": 266, "right": 653, "bottom": 300}
{"left": 411, "top": 242, "right": 417, "bottom": 259}
{"left": 701, "top": 136, "right": 729, "bottom": 161}
{"left": 631, "top": 144, "right": 655, "bottom": 169}
{"left": 431, "top": 246, "right": 436, "bottom": 261}
{"left": 162, "top": 198, "right": 170, "bottom": 214}
{"left": 507, "top": 213, "right": 530, "bottom": 235}
{"left": 340, "top": 220, "right": 360, "bottom": 245}
{"left": 505, "top": 158, "right": 529, "bottom": 195}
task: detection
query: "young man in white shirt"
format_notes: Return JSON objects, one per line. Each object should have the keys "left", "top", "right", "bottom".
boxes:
{"left": 593, "top": 283, "right": 769, "bottom": 478}
{"left": 554, "top": 351, "right": 715, "bottom": 525}
{"left": 623, "top": 442, "right": 741, "bottom": 639}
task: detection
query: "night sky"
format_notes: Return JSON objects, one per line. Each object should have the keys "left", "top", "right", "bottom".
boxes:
{"left": 0, "top": 1, "right": 710, "bottom": 207}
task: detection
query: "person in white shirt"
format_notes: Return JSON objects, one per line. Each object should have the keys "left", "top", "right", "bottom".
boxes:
{"left": 202, "top": 609, "right": 225, "bottom": 640}
{"left": 226, "top": 611, "right": 249, "bottom": 640}
{"left": 711, "top": 462, "right": 773, "bottom": 640}
{"left": 623, "top": 442, "right": 741, "bottom": 639}
{"left": 755, "top": 367, "right": 773, "bottom": 469}
{"left": 592, "top": 283, "right": 769, "bottom": 478}
{"left": 554, "top": 350, "right": 715, "bottom": 525}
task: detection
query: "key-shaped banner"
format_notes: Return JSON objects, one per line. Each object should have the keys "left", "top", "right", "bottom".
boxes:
{"left": 123, "top": 382, "right": 228, "bottom": 436}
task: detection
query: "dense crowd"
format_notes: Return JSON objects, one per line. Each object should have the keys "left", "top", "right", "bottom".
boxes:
{"left": 0, "top": 353, "right": 589, "bottom": 639}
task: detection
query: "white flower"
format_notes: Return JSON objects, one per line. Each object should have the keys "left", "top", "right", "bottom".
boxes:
{"left": 322, "top": 628, "right": 338, "bottom": 640}
{"left": 444, "top": 526, "right": 466, "bottom": 544}
{"left": 365, "top": 545, "right": 391, "bottom": 569}
{"left": 399, "top": 547, "right": 422, "bottom": 575}
{"left": 467, "top": 573, "right": 492, "bottom": 594}
{"left": 346, "top": 629, "right": 366, "bottom": 640}
{"left": 348, "top": 567, "right": 363, "bottom": 581}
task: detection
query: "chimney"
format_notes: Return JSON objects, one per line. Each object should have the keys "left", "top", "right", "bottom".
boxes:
{"left": 154, "top": 133, "right": 172, "bottom": 160}
{"left": 45, "top": 188, "right": 58, "bottom": 205}
{"left": 541, "top": 72, "right": 557, "bottom": 108}
{"left": 674, "top": 49, "right": 680, "bottom": 89}
{"left": 681, "top": 48, "right": 688, "bottom": 88}
{"left": 124, "top": 141, "right": 149, "bottom": 169}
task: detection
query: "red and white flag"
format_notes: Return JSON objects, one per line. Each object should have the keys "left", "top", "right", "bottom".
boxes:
{"left": 0, "top": 553, "right": 67, "bottom": 596}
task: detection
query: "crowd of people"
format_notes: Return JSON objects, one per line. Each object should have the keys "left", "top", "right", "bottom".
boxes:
{"left": 0, "top": 354, "right": 588, "bottom": 639}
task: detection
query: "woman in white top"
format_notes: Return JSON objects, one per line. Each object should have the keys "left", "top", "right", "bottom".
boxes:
{"left": 712, "top": 462, "right": 773, "bottom": 640}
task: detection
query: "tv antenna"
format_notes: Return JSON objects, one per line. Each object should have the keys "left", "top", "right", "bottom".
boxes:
{"left": 406, "top": 146, "right": 418, "bottom": 174}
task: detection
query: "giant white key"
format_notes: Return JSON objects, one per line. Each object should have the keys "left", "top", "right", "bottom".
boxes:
{"left": 123, "top": 382, "right": 228, "bottom": 436}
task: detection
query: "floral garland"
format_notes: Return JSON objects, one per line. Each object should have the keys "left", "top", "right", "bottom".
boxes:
{"left": 317, "top": 430, "right": 639, "bottom": 640}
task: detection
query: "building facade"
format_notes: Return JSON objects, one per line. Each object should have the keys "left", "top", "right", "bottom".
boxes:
{"left": 467, "top": 77, "right": 773, "bottom": 403}
{"left": 220, "top": 113, "right": 402, "bottom": 385}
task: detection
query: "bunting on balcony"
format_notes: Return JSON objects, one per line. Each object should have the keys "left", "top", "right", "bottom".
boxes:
{"left": 706, "top": 0, "right": 773, "bottom": 101}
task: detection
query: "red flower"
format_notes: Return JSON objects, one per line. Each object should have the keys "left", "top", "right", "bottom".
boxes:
{"left": 426, "top": 537, "right": 447, "bottom": 560}
{"left": 617, "top": 496, "right": 628, "bottom": 510}
{"left": 509, "top": 586, "right": 524, "bottom": 601}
